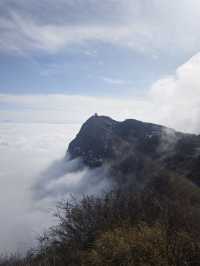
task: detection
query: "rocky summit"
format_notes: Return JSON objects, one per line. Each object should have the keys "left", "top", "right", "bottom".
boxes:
{"left": 68, "top": 115, "right": 200, "bottom": 186}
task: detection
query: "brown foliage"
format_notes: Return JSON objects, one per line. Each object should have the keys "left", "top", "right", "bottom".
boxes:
{"left": 2, "top": 173, "right": 200, "bottom": 265}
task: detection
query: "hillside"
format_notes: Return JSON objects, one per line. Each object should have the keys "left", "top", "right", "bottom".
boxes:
{"left": 68, "top": 115, "right": 200, "bottom": 186}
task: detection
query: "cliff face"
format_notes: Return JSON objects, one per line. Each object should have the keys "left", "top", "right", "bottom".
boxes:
{"left": 68, "top": 115, "right": 200, "bottom": 186}
{"left": 68, "top": 116, "right": 117, "bottom": 167}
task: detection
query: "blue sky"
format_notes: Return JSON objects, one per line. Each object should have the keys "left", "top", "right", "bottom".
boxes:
{"left": 0, "top": 0, "right": 200, "bottom": 133}
{"left": 1, "top": 0, "right": 200, "bottom": 96}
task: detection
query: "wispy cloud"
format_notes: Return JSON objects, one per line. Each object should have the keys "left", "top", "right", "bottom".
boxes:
{"left": 1, "top": 52, "right": 200, "bottom": 133}
{"left": 101, "top": 77, "right": 130, "bottom": 85}
{"left": 32, "top": 157, "right": 111, "bottom": 201}
{"left": 1, "top": 0, "right": 200, "bottom": 56}
{"left": 0, "top": 12, "right": 155, "bottom": 55}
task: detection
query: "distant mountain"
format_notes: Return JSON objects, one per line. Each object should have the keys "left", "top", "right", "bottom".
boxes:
{"left": 68, "top": 115, "right": 200, "bottom": 186}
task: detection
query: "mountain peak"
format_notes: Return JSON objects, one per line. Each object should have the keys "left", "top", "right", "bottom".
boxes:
{"left": 68, "top": 115, "right": 169, "bottom": 167}
{"left": 68, "top": 115, "right": 200, "bottom": 186}
{"left": 68, "top": 115, "right": 117, "bottom": 167}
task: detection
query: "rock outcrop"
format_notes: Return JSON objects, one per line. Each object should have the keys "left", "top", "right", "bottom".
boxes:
{"left": 68, "top": 115, "right": 200, "bottom": 186}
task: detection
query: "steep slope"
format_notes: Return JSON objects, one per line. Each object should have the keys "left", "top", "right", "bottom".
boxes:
{"left": 68, "top": 115, "right": 200, "bottom": 186}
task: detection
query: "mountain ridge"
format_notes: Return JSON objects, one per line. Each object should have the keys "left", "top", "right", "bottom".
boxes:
{"left": 68, "top": 115, "right": 200, "bottom": 186}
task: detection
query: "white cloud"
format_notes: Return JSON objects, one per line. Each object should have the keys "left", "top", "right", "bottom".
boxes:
{"left": 33, "top": 157, "right": 111, "bottom": 202}
{"left": 0, "top": 12, "right": 151, "bottom": 54}
{"left": 1, "top": 0, "right": 200, "bottom": 55}
{"left": 0, "top": 123, "right": 78, "bottom": 253}
{"left": 148, "top": 53, "right": 200, "bottom": 133}
{"left": 0, "top": 122, "right": 111, "bottom": 254}
{"left": 1, "top": 52, "right": 200, "bottom": 134}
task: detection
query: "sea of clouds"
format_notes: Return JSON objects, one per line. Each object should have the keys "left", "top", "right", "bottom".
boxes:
{"left": 0, "top": 53, "right": 200, "bottom": 254}
{"left": 0, "top": 123, "right": 79, "bottom": 253}
{"left": 0, "top": 122, "right": 112, "bottom": 254}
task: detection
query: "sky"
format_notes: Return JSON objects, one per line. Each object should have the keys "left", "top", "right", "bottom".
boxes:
{"left": 0, "top": 0, "right": 200, "bottom": 131}
{"left": 1, "top": 0, "right": 200, "bottom": 96}
{"left": 1, "top": 0, "right": 200, "bottom": 255}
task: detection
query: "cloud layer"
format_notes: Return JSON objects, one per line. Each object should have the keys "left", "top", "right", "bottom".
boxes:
{"left": 1, "top": 0, "right": 200, "bottom": 56}
{"left": 0, "top": 122, "right": 111, "bottom": 254}
{"left": 0, "top": 123, "right": 73, "bottom": 253}
{"left": 1, "top": 52, "right": 200, "bottom": 133}
{"left": 33, "top": 157, "right": 111, "bottom": 202}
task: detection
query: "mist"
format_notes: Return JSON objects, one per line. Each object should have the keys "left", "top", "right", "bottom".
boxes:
{"left": 0, "top": 122, "right": 113, "bottom": 254}
{"left": 0, "top": 123, "right": 77, "bottom": 254}
{"left": 32, "top": 156, "right": 111, "bottom": 203}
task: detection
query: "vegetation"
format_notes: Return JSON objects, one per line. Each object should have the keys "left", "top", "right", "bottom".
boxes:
{"left": 1, "top": 173, "right": 200, "bottom": 265}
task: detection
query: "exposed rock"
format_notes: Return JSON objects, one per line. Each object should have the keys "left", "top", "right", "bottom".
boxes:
{"left": 68, "top": 115, "right": 200, "bottom": 186}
